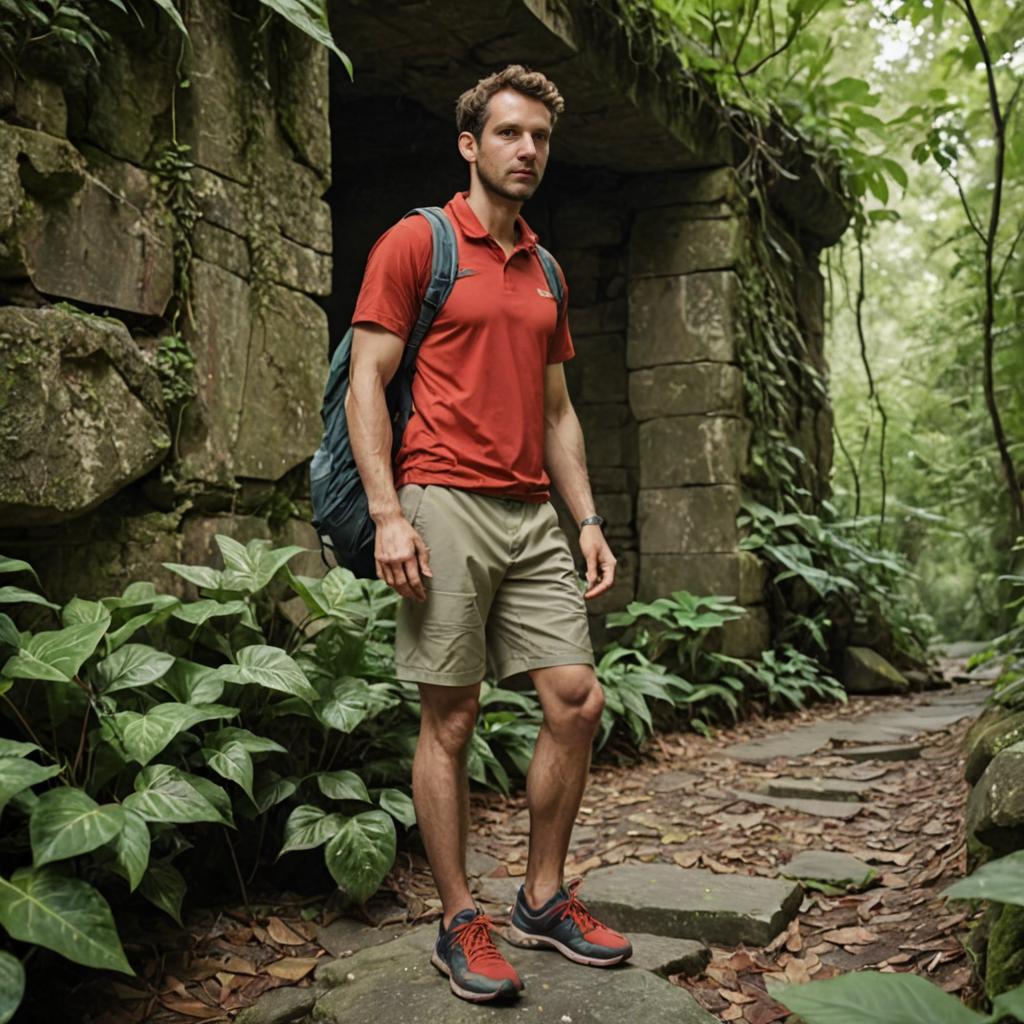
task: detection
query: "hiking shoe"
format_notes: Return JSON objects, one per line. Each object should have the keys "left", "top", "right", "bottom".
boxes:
{"left": 431, "top": 908, "right": 524, "bottom": 1002}
{"left": 505, "top": 877, "right": 633, "bottom": 966}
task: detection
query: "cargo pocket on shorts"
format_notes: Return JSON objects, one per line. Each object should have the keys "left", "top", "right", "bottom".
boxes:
{"left": 397, "top": 484, "right": 427, "bottom": 530}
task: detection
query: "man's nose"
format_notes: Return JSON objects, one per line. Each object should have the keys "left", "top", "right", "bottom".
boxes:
{"left": 517, "top": 136, "right": 537, "bottom": 160}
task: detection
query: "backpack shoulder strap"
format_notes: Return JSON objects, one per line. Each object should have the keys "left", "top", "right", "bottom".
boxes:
{"left": 400, "top": 206, "right": 458, "bottom": 372}
{"left": 534, "top": 244, "right": 565, "bottom": 319}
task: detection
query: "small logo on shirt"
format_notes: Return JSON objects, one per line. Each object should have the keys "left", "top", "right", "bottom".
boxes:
{"left": 537, "top": 288, "right": 554, "bottom": 299}
{"left": 456, "top": 268, "right": 477, "bottom": 278}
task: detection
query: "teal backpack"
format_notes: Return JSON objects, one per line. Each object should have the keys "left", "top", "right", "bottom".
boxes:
{"left": 310, "top": 206, "right": 565, "bottom": 578}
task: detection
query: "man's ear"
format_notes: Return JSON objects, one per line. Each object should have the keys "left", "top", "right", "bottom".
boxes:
{"left": 457, "top": 131, "right": 478, "bottom": 164}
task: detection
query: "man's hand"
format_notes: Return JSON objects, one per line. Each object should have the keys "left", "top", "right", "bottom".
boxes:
{"left": 375, "top": 513, "right": 432, "bottom": 601}
{"left": 580, "top": 525, "right": 616, "bottom": 600}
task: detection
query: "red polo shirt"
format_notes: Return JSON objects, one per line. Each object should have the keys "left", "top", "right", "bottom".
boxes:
{"left": 352, "top": 191, "right": 574, "bottom": 502}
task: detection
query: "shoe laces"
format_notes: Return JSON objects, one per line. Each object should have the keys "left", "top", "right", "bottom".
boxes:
{"left": 555, "top": 877, "right": 602, "bottom": 936}
{"left": 451, "top": 913, "right": 507, "bottom": 968}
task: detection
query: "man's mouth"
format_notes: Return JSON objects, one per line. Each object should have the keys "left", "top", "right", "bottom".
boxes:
{"left": 512, "top": 169, "right": 535, "bottom": 178}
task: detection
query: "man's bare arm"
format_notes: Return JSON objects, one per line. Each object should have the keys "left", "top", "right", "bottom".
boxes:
{"left": 542, "top": 362, "right": 616, "bottom": 600}
{"left": 347, "top": 324, "right": 432, "bottom": 599}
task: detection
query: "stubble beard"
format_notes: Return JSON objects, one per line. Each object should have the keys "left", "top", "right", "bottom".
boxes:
{"left": 476, "top": 157, "right": 540, "bottom": 203}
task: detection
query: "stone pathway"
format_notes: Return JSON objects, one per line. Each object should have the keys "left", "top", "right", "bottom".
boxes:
{"left": 110, "top": 680, "right": 990, "bottom": 1024}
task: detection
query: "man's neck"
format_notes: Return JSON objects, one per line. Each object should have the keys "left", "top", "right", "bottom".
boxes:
{"left": 465, "top": 182, "right": 521, "bottom": 249}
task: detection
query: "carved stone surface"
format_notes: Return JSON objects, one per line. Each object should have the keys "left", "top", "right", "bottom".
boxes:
{"left": 630, "top": 363, "right": 743, "bottom": 421}
{"left": 639, "top": 552, "right": 766, "bottom": 604}
{"left": 637, "top": 486, "right": 741, "bottom": 554}
{"left": 0, "top": 306, "right": 170, "bottom": 526}
{"left": 630, "top": 212, "right": 744, "bottom": 277}
{"left": 638, "top": 416, "right": 751, "bottom": 487}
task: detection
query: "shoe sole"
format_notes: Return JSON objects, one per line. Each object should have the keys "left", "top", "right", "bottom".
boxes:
{"left": 430, "top": 951, "right": 522, "bottom": 1002}
{"left": 504, "top": 922, "right": 631, "bottom": 967}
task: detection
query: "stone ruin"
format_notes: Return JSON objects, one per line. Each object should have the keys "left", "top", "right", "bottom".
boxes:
{"left": 0, "top": 0, "right": 848, "bottom": 655}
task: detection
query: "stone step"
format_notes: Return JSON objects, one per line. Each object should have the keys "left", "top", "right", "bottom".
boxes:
{"left": 758, "top": 776, "right": 870, "bottom": 802}
{"left": 833, "top": 743, "right": 921, "bottom": 762}
{"left": 580, "top": 863, "right": 801, "bottom": 947}
{"left": 731, "top": 790, "right": 865, "bottom": 820}
{"left": 780, "top": 850, "right": 877, "bottom": 891}
{"left": 311, "top": 926, "right": 718, "bottom": 1023}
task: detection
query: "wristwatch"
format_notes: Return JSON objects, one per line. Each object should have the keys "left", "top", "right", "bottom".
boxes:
{"left": 579, "top": 514, "right": 605, "bottom": 530}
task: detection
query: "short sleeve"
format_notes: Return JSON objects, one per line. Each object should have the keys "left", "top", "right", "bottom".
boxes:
{"left": 546, "top": 264, "right": 575, "bottom": 364}
{"left": 352, "top": 215, "right": 433, "bottom": 338}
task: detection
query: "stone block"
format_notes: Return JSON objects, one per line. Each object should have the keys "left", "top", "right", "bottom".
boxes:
{"left": 180, "top": 0, "right": 249, "bottom": 182}
{"left": 637, "top": 486, "right": 740, "bottom": 554}
{"left": 192, "top": 220, "right": 251, "bottom": 278}
{"left": 842, "top": 646, "right": 909, "bottom": 695}
{"left": 715, "top": 605, "right": 771, "bottom": 658}
{"left": 578, "top": 333, "right": 627, "bottom": 403}
{"left": 596, "top": 492, "right": 634, "bottom": 538}
{"left": 780, "top": 851, "right": 876, "bottom": 891}
{"left": 0, "top": 306, "right": 170, "bottom": 527}
{"left": 638, "top": 416, "right": 751, "bottom": 487}
{"left": 192, "top": 166, "right": 250, "bottom": 238}
{"left": 586, "top": 547, "right": 637, "bottom": 617}
{"left": 628, "top": 272, "right": 740, "bottom": 368}
{"left": 965, "top": 710, "right": 1024, "bottom": 784}
{"left": 177, "top": 259, "right": 252, "bottom": 486}
{"left": 262, "top": 157, "right": 333, "bottom": 253}
{"left": 630, "top": 362, "right": 743, "bottom": 421}
{"left": 630, "top": 212, "right": 744, "bottom": 277}
{"left": 569, "top": 298, "right": 627, "bottom": 337}
{"left": 273, "top": 24, "right": 331, "bottom": 184}
{"left": 14, "top": 75, "right": 66, "bottom": 137}
{"left": 7, "top": 135, "right": 174, "bottom": 315}
{"left": 234, "top": 283, "right": 328, "bottom": 480}
{"left": 626, "top": 167, "right": 744, "bottom": 210}
{"left": 272, "top": 234, "right": 332, "bottom": 296}
{"left": 965, "top": 741, "right": 1024, "bottom": 857}
{"left": 638, "top": 552, "right": 766, "bottom": 603}
{"left": 84, "top": 25, "right": 176, "bottom": 163}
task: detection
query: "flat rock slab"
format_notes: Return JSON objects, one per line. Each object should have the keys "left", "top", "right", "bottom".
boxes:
{"left": 316, "top": 918, "right": 408, "bottom": 958}
{"left": 648, "top": 770, "right": 702, "bottom": 793}
{"left": 724, "top": 694, "right": 985, "bottom": 763}
{"left": 731, "top": 790, "right": 865, "bottom": 820}
{"left": 629, "top": 933, "right": 710, "bottom": 977}
{"left": 780, "top": 851, "right": 876, "bottom": 890}
{"left": 313, "top": 926, "right": 718, "bottom": 1023}
{"left": 833, "top": 743, "right": 921, "bottom": 762}
{"left": 579, "top": 864, "right": 801, "bottom": 947}
{"left": 759, "top": 777, "right": 870, "bottom": 802}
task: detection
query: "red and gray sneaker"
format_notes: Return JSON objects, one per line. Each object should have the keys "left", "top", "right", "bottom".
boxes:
{"left": 431, "top": 908, "right": 524, "bottom": 1002}
{"left": 505, "top": 877, "right": 633, "bottom": 966}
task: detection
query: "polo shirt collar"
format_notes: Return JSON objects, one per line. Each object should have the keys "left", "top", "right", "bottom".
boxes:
{"left": 449, "top": 191, "right": 538, "bottom": 251}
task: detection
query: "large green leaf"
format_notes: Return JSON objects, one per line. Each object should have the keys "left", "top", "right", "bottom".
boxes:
{"left": 0, "top": 614, "right": 20, "bottom": 650}
{"left": 149, "top": 0, "right": 187, "bottom": 35}
{"left": 160, "top": 562, "right": 225, "bottom": 592}
{"left": 2, "top": 620, "right": 109, "bottom": 682}
{"left": 201, "top": 738, "right": 254, "bottom": 799}
{"left": 206, "top": 726, "right": 286, "bottom": 755}
{"left": 105, "top": 598, "right": 179, "bottom": 651}
{"left": 156, "top": 660, "right": 224, "bottom": 704}
{"left": 29, "top": 789, "right": 125, "bottom": 866}
{"left": 62, "top": 598, "right": 111, "bottom": 628}
{"left": 316, "top": 770, "right": 370, "bottom": 803}
{"left": 216, "top": 536, "right": 306, "bottom": 595}
{"left": 990, "top": 986, "right": 1024, "bottom": 1023}
{"left": 317, "top": 676, "right": 371, "bottom": 732}
{"left": 0, "top": 866, "right": 133, "bottom": 974}
{"left": 769, "top": 973, "right": 983, "bottom": 1024}
{"left": 120, "top": 702, "right": 237, "bottom": 765}
{"left": 254, "top": 0, "right": 351, "bottom": 76}
{"left": 219, "top": 645, "right": 318, "bottom": 703}
{"left": 277, "top": 804, "right": 346, "bottom": 857}
{"left": 945, "top": 851, "right": 1024, "bottom": 908}
{"left": 138, "top": 860, "right": 186, "bottom": 925}
{"left": 95, "top": 644, "right": 175, "bottom": 694}
{"left": 0, "top": 949, "right": 24, "bottom": 1024}
{"left": 0, "top": 586, "right": 58, "bottom": 610}
{"left": 0, "top": 757, "right": 62, "bottom": 817}
{"left": 112, "top": 808, "right": 150, "bottom": 891}
{"left": 124, "top": 764, "right": 231, "bottom": 825}
{"left": 172, "top": 599, "right": 249, "bottom": 627}
{"left": 323, "top": 810, "right": 396, "bottom": 903}
{"left": 250, "top": 771, "right": 299, "bottom": 816}
{"left": 0, "top": 556, "right": 38, "bottom": 582}
{"left": 0, "top": 740, "right": 39, "bottom": 758}
{"left": 378, "top": 788, "right": 416, "bottom": 827}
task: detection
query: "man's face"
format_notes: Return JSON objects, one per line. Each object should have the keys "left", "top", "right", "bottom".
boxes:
{"left": 463, "top": 88, "right": 552, "bottom": 202}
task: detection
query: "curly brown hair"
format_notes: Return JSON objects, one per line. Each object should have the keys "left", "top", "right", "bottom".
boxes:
{"left": 455, "top": 65, "right": 565, "bottom": 140}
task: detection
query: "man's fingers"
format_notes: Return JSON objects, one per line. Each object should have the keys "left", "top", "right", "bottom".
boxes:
{"left": 414, "top": 532, "right": 432, "bottom": 578}
{"left": 403, "top": 557, "right": 426, "bottom": 601}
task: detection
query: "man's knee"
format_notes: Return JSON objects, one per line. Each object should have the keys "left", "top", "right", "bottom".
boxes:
{"left": 417, "top": 683, "right": 481, "bottom": 755}
{"left": 534, "top": 664, "right": 605, "bottom": 734}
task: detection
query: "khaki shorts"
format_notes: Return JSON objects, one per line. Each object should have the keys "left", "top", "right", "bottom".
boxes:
{"left": 394, "top": 484, "right": 595, "bottom": 686}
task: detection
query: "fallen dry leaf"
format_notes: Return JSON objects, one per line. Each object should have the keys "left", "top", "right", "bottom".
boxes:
{"left": 263, "top": 957, "right": 319, "bottom": 982}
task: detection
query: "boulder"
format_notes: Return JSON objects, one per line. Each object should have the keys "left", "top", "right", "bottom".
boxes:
{"left": 986, "top": 903, "right": 1024, "bottom": 998}
{"left": 841, "top": 646, "right": 909, "bottom": 695}
{"left": 966, "top": 741, "right": 1024, "bottom": 857}
{"left": 0, "top": 306, "right": 170, "bottom": 527}
{"left": 965, "top": 710, "right": 1024, "bottom": 784}
{"left": 780, "top": 850, "right": 876, "bottom": 891}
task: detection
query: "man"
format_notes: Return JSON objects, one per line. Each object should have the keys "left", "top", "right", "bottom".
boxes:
{"left": 345, "top": 65, "right": 632, "bottom": 1003}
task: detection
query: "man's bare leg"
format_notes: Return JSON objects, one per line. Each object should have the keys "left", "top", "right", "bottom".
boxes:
{"left": 412, "top": 681, "right": 481, "bottom": 929}
{"left": 521, "top": 664, "right": 605, "bottom": 909}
